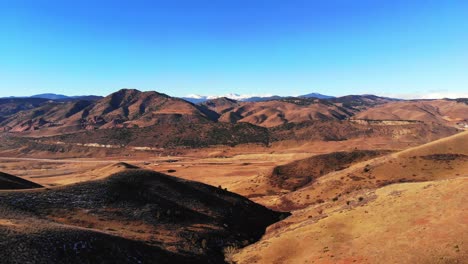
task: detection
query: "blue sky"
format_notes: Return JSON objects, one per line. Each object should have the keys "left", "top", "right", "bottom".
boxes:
{"left": 1, "top": 0, "right": 467, "bottom": 98}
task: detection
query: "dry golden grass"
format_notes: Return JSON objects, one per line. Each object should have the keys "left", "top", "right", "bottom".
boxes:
{"left": 263, "top": 131, "right": 468, "bottom": 210}
{"left": 229, "top": 132, "right": 468, "bottom": 263}
{"left": 234, "top": 177, "right": 468, "bottom": 264}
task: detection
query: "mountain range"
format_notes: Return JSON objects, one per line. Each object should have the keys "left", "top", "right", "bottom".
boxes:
{"left": 181, "top": 92, "right": 334, "bottom": 103}
{"left": 2, "top": 91, "right": 334, "bottom": 104}
{"left": 0, "top": 88, "right": 466, "bottom": 149}
{"left": 0, "top": 89, "right": 396, "bottom": 134}
{"left": 2, "top": 93, "right": 104, "bottom": 101}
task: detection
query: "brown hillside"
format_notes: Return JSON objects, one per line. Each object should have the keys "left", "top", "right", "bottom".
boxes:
{"left": 269, "top": 150, "right": 392, "bottom": 191}
{"left": 81, "top": 89, "right": 215, "bottom": 129}
{"left": 233, "top": 132, "right": 468, "bottom": 263}
{"left": 45, "top": 121, "right": 270, "bottom": 148}
{"left": 200, "top": 97, "right": 241, "bottom": 115}
{"left": 269, "top": 130, "right": 468, "bottom": 210}
{"left": 269, "top": 120, "right": 459, "bottom": 143}
{"left": 217, "top": 100, "right": 355, "bottom": 127}
{"left": 354, "top": 99, "right": 468, "bottom": 127}
{"left": 202, "top": 95, "right": 394, "bottom": 128}
{"left": 0, "top": 89, "right": 218, "bottom": 135}
{"left": 328, "top": 94, "right": 395, "bottom": 110}
{"left": 0, "top": 100, "right": 93, "bottom": 133}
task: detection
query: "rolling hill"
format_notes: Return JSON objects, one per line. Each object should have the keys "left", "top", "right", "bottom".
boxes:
{"left": 234, "top": 177, "right": 468, "bottom": 263}
{"left": 268, "top": 150, "right": 392, "bottom": 191}
{"left": 0, "top": 166, "right": 288, "bottom": 263}
{"left": 80, "top": 89, "right": 216, "bottom": 129}
{"left": 200, "top": 95, "right": 394, "bottom": 127}
{"left": 270, "top": 130, "right": 468, "bottom": 210}
{"left": 0, "top": 89, "right": 218, "bottom": 134}
{"left": 354, "top": 99, "right": 468, "bottom": 128}
{"left": 0, "top": 100, "right": 94, "bottom": 133}
{"left": 232, "top": 131, "right": 468, "bottom": 263}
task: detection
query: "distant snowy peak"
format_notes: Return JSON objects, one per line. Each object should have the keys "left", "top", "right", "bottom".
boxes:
{"left": 185, "top": 94, "right": 205, "bottom": 99}
{"left": 212, "top": 93, "right": 274, "bottom": 101}
{"left": 182, "top": 93, "right": 274, "bottom": 103}
{"left": 181, "top": 92, "right": 333, "bottom": 103}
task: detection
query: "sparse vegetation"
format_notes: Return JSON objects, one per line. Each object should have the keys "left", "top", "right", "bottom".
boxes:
{"left": 224, "top": 245, "right": 239, "bottom": 264}
{"left": 269, "top": 150, "right": 391, "bottom": 191}
{"left": 0, "top": 168, "right": 288, "bottom": 263}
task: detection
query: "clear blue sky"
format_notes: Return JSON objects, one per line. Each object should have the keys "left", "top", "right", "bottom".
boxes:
{"left": 1, "top": 0, "right": 467, "bottom": 98}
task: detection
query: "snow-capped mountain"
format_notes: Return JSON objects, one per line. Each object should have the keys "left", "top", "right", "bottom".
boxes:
{"left": 181, "top": 92, "right": 334, "bottom": 103}
{"left": 181, "top": 93, "right": 274, "bottom": 103}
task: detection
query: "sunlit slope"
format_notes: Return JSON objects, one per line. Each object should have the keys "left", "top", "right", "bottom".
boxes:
{"left": 234, "top": 177, "right": 468, "bottom": 263}
{"left": 269, "top": 131, "right": 468, "bottom": 210}
{"left": 354, "top": 99, "right": 468, "bottom": 127}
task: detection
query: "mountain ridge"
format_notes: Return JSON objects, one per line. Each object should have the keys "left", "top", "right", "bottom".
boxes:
{"left": 2, "top": 93, "right": 103, "bottom": 101}
{"left": 181, "top": 92, "right": 334, "bottom": 103}
{"left": 0, "top": 89, "right": 466, "bottom": 148}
